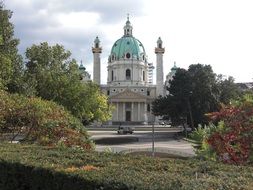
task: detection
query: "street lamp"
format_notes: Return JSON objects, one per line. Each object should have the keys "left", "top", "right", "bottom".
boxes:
{"left": 152, "top": 120, "right": 155, "bottom": 157}
{"left": 187, "top": 91, "right": 194, "bottom": 129}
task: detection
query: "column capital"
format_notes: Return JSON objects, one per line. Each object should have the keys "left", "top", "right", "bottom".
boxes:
{"left": 92, "top": 47, "right": 102, "bottom": 53}
{"left": 155, "top": 47, "right": 165, "bottom": 54}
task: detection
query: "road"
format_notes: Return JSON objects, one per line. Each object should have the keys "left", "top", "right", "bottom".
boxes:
{"left": 88, "top": 126, "right": 195, "bottom": 157}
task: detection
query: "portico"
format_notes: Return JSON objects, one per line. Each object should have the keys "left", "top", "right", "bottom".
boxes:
{"left": 109, "top": 89, "right": 154, "bottom": 124}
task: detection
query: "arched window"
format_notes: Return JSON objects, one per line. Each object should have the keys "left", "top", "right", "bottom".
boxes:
{"left": 158, "top": 43, "right": 162, "bottom": 48}
{"left": 95, "top": 43, "right": 99, "bottom": 48}
{"left": 126, "top": 69, "right": 131, "bottom": 80}
{"left": 111, "top": 70, "right": 114, "bottom": 81}
{"left": 143, "top": 71, "right": 145, "bottom": 81}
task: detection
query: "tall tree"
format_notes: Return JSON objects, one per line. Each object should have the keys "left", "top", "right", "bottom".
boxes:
{"left": 25, "top": 42, "right": 112, "bottom": 124}
{"left": 0, "top": 2, "right": 23, "bottom": 92}
{"left": 0, "top": 53, "right": 12, "bottom": 89}
{"left": 153, "top": 64, "right": 221, "bottom": 128}
{"left": 153, "top": 68, "right": 193, "bottom": 126}
{"left": 188, "top": 64, "right": 220, "bottom": 127}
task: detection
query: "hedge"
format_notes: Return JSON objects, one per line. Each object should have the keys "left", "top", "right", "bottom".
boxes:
{"left": 0, "top": 143, "right": 253, "bottom": 190}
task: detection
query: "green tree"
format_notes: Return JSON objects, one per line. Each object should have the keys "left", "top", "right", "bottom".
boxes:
{"left": 153, "top": 64, "right": 221, "bottom": 128}
{"left": 153, "top": 68, "right": 191, "bottom": 125}
{"left": 217, "top": 75, "right": 241, "bottom": 104}
{"left": 188, "top": 64, "right": 220, "bottom": 127}
{"left": 0, "top": 53, "right": 12, "bottom": 89}
{"left": 25, "top": 42, "right": 112, "bottom": 124}
{"left": 0, "top": 2, "right": 24, "bottom": 93}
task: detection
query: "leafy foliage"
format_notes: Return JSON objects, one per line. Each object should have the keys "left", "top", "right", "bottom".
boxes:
{"left": 206, "top": 94, "right": 253, "bottom": 164}
{"left": 0, "top": 3, "right": 24, "bottom": 93}
{"left": 24, "top": 42, "right": 112, "bottom": 124}
{"left": 0, "top": 143, "right": 253, "bottom": 190}
{"left": 1, "top": 2, "right": 112, "bottom": 125}
{"left": 0, "top": 53, "right": 12, "bottom": 89}
{"left": 189, "top": 124, "right": 216, "bottom": 143}
{"left": 216, "top": 75, "right": 241, "bottom": 105}
{"left": 153, "top": 64, "right": 241, "bottom": 128}
{"left": 194, "top": 94, "right": 253, "bottom": 164}
{"left": 188, "top": 64, "right": 220, "bottom": 126}
{"left": 0, "top": 90, "right": 93, "bottom": 149}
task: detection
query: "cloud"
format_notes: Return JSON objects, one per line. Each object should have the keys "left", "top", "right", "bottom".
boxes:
{"left": 5, "top": 0, "right": 146, "bottom": 83}
{"left": 5, "top": 0, "right": 253, "bottom": 83}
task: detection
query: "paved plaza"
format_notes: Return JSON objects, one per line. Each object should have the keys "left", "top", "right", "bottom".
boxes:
{"left": 88, "top": 126, "right": 195, "bottom": 157}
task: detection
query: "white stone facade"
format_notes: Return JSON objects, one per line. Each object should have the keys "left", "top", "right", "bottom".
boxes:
{"left": 92, "top": 18, "right": 165, "bottom": 125}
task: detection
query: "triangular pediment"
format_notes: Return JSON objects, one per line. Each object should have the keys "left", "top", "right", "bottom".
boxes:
{"left": 110, "top": 89, "right": 149, "bottom": 101}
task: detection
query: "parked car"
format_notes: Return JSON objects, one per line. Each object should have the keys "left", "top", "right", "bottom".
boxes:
{"left": 159, "top": 121, "right": 165, "bottom": 125}
{"left": 117, "top": 126, "right": 134, "bottom": 134}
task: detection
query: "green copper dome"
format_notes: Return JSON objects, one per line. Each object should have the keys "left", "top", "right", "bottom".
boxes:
{"left": 110, "top": 36, "right": 146, "bottom": 61}
{"left": 109, "top": 17, "right": 146, "bottom": 62}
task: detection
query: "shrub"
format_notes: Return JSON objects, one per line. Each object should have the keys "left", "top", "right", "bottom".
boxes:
{"left": 199, "top": 94, "right": 253, "bottom": 164}
{"left": 0, "top": 143, "right": 253, "bottom": 190}
{"left": 0, "top": 90, "right": 93, "bottom": 150}
{"left": 189, "top": 124, "right": 216, "bottom": 143}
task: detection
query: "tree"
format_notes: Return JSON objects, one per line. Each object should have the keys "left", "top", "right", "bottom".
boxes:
{"left": 0, "top": 53, "right": 12, "bottom": 89}
{"left": 217, "top": 75, "right": 241, "bottom": 104}
{"left": 0, "top": 2, "right": 24, "bottom": 93}
{"left": 153, "top": 64, "right": 221, "bottom": 128}
{"left": 153, "top": 68, "right": 192, "bottom": 125}
{"left": 187, "top": 64, "right": 220, "bottom": 127}
{"left": 24, "top": 42, "right": 112, "bottom": 124}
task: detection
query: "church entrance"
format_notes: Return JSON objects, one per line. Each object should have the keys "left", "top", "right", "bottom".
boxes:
{"left": 125, "top": 111, "right": 131, "bottom": 121}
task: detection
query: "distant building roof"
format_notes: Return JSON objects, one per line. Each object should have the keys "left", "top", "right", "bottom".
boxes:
{"left": 236, "top": 82, "right": 253, "bottom": 91}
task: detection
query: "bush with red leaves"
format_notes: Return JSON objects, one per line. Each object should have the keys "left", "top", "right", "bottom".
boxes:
{"left": 206, "top": 94, "right": 253, "bottom": 164}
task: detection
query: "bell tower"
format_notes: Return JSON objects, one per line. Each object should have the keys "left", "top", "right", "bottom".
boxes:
{"left": 155, "top": 37, "right": 165, "bottom": 96}
{"left": 92, "top": 36, "right": 102, "bottom": 84}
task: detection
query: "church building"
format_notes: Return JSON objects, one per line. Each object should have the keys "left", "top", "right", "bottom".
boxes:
{"left": 91, "top": 17, "right": 166, "bottom": 125}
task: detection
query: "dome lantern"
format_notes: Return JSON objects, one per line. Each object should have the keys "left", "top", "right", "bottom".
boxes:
{"left": 109, "top": 17, "right": 146, "bottom": 62}
{"left": 79, "top": 60, "right": 86, "bottom": 70}
{"left": 123, "top": 14, "right": 133, "bottom": 36}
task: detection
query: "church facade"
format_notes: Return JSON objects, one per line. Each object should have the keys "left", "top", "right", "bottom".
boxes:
{"left": 92, "top": 17, "right": 165, "bottom": 125}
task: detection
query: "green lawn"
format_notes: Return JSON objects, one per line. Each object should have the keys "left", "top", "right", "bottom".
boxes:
{"left": 0, "top": 143, "right": 252, "bottom": 190}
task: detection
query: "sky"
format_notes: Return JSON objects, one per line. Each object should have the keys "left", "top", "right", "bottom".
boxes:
{"left": 5, "top": 0, "right": 253, "bottom": 83}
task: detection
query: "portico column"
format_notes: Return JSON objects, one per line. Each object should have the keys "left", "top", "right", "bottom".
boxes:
{"left": 116, "top": 102, "right": 119, "bottom": 121}
{"left": 123, "top": 102, "right": 125, "bottom": 121}
{"left": 131, "top": 102, "right": 134, "bottom": 121}
{"left": 137, "top": 102, "right": 140, "bottom": 121}
{"left": 144, "top": 102, "right": 148, "bottom": 124}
